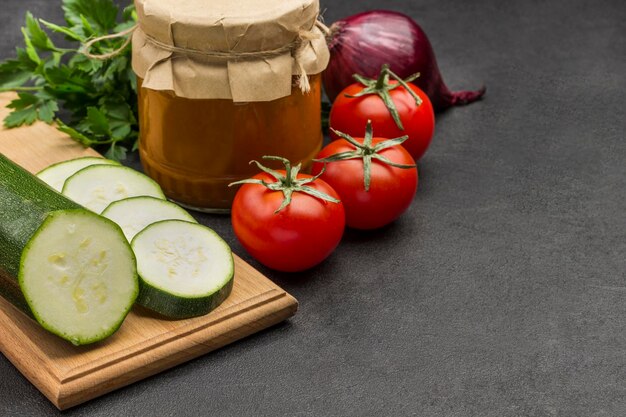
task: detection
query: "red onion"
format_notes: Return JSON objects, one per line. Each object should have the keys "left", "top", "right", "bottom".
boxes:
{"left": 323, "top": 10, "right": 485, "bottom": 111}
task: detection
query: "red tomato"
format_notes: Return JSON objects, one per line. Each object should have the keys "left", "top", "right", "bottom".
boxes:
{"left": 312, "top": 134, "right": 418, "bottom": 230}
{"left": 330, "top": 81, "right": 435, "bottom": 160}
{"left": 231, "top": 171, "right": 345, "bottom": 272}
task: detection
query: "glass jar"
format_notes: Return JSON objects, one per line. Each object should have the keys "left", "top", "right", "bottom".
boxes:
{"left": 137, "top": 74, "right": 323, "bottom": 212}
{"left": 131, "top": 0, "right": 329, "bottom": 212}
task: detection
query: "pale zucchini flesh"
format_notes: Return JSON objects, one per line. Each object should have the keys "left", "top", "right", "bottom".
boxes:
{"left": 62, "top": 165, "right": 166, "bottom": 214}
{"left": 36, "top": 157, "right": 119, "bottom": 192}
{"left": 101, "top": 196, "right": 197, "bottom": 241}
{"left": 20, "top": 210, "right": 138, "bottom": 345}
{"left": 132, "top": 220, "right": 234, "bottom": 319}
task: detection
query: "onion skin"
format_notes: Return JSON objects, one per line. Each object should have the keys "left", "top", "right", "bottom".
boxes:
{"left": 323, "top": 10, "right": 485, "bottom": 111}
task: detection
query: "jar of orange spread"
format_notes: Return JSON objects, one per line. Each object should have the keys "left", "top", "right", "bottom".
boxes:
{"left": 131, "top": 0, "right": 329, "bottom": 212}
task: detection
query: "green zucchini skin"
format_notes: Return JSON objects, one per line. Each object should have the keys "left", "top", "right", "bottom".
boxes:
{"left": 0, "top": 154, "right": 81, "bottom": 314}
{"left": 137, "top": 276, "right": 234, "bottom": 319}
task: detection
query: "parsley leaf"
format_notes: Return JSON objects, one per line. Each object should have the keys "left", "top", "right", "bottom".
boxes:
{"left": 4, "top": 92, "right": 58, "bottom": 127}
{"left": 63, "top": 0, "right": 119, "bottom": 34}
{"left": 85, "top": 107, "right": 111, "bottom": 136}
{"left": 104, "top": 143, "right": 127, "bottom": 161}
{"left": 0, "top": 60, "right": 32, "bottom": 89}
{"left": 25, "top": 12, "right": 58, "bottom": 52}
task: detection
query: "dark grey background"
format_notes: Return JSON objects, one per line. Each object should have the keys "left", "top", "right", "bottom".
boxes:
{"left": 1, "top": 0, "right": 625, "bottom": 416}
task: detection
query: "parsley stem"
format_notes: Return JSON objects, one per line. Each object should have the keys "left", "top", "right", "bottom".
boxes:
{"left": 0, "top": 87, "right": 43, "bottom": 92}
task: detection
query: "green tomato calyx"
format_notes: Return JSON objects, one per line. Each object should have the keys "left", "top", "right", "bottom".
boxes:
{"left": 314, "top": 121, "right": 416, "bottom": 192}
{"left": 347, "top": 64, "right": 423, "bottom": 131}
{"left": 229, "top": 156, "right": 340, "bottom": 213}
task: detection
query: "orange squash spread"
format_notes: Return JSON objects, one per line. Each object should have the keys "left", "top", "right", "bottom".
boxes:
{"left": 138, "top": 75, "right": 323, "bottom": 211}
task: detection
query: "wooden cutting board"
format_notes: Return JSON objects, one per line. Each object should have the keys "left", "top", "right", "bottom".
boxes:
{"left": 0, "top": 93, "right": 298, "bottom": 410}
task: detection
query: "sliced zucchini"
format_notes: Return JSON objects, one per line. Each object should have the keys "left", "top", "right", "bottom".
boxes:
{"left": 62, "top": 165, "right": 166, "bottom": 214}
{"left": 132, "top": 220, "right": 234, "bottom": 319}
{"left": 36, "top": 157, "right": 119, "bottom": 192}
{"left": 0, "top": 154, "right": 137, "bottom": 345}
{"left": 20, "top": 210, "right": 138, "bottom": 345}
{"left": 102, "top": 196, "right": 197, "bottom": 241}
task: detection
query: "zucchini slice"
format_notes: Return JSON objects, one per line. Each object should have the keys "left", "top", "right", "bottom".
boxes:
{"left": 36, "top": 157, "right": 119, "bottom": 192}
{"left": 20, "top": 210, "right": 138, "bottom": 345}
{"left": 132, "top": 220, "right": 234, "bottom": 319}
{"left": 102, "top": 196, "right": 197, "bottom": 241}
{"left": 0, "top": 154, "right": 137, "bottom": 345}
{"left": 62, "top": 165, "right": 166, "bottom": 214}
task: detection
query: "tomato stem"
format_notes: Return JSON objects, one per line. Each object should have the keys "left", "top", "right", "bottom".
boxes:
{"left": 315, "top": 121, "right": 416, "bottom": 192}
{"left": 229, "top": 156, "right": 340, "bottom": 213}
{"left": 347, "top": 65, "right": 422, "bottom": 131}
{"left": 375, "top": 64, "right": 391, "bottom": 90}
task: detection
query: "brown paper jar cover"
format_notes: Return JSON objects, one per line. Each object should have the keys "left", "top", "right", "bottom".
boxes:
{"left": 131, "top": 0, "right": 330, "bottom": 102}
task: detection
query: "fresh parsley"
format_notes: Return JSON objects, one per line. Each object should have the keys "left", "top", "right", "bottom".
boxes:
{"left": 0, "top": 0, "right": 137, "bottom": 161}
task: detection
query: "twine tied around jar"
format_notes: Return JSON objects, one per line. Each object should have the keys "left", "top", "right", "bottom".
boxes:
{"left": 80, "top": 19, "right": 331, "bottom": 94}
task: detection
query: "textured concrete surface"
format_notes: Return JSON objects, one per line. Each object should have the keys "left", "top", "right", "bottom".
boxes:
{"left": 1, "top": 0, "right": 625, "bottom": 416}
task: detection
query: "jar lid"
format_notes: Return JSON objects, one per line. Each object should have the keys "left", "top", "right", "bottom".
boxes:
{"left": 132, "top": 0, "right": 329, "bottom": 102}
